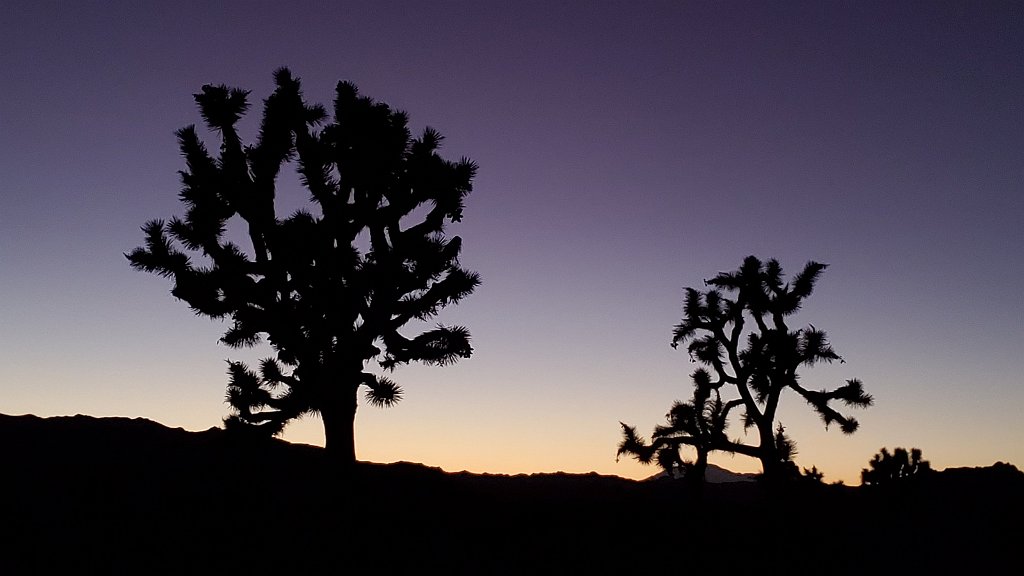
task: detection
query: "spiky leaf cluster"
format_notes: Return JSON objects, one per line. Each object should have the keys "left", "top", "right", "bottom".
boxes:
{"left": 127, "top": 68, "right": 479, "bottom": 434}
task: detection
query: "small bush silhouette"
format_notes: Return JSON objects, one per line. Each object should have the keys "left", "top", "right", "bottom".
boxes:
{"left": 861, "top": 447, "right": 931, "bottom": 486}
{"left": 801, "top": 465, "right": 825, "bottom": 483}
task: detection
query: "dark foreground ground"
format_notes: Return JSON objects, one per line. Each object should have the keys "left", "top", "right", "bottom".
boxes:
{"left": 1, "top": 413, "right": 1021, "bottom": 574}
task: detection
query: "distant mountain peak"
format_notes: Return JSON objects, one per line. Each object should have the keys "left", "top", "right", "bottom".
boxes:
{"left": 644, "top": 463, "right": 758, "bottom": 483}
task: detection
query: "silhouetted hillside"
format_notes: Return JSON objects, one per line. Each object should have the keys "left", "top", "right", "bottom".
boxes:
{"left": 1, "top": 413, "right": 1020, "bottom": 574}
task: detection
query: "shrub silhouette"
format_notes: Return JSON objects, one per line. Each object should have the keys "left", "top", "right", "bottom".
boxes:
{"left": 127, "top": 68, "right": 479, "bottom": 465}
{"left": 861, "top": 447, "right": 931, "bottom": 486}
{"left": 802, "top": 465, "right": 825, "bottom": 483}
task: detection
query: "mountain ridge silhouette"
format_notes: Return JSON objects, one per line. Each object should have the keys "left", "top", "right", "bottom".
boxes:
{"left": 2, "top": 412, "right": 1020, "bottom": 574}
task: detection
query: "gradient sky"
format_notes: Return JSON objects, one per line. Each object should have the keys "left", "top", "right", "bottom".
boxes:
{"left": 2, "top": 1, "right": 1022, "bottom": 484}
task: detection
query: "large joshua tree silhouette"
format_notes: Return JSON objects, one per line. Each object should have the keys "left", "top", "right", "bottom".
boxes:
{"left": 620, "top": 256, "right": 872, "bottom": 481}
{"left": 127, "top": 69, "right": 479, "bottom": 465}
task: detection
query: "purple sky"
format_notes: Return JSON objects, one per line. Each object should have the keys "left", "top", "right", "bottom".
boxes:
{"left": 2, "top": 1, "right": 1022, "bottom": 483}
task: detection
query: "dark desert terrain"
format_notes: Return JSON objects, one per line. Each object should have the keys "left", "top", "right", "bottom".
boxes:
{"left": 2, "top": 413, "right": 1020, "bottom": 574}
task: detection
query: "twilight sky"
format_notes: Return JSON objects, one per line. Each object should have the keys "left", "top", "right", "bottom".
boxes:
{"left": 2, "top": 1, "right": 1022, "bottom": 484}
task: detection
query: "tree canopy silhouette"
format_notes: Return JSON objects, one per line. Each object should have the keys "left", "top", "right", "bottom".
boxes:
{"left": 619, "top": 256, "right": 872, "bottom": 481}
{"left": 127, "top": 68, "right": 479, "bottom": 465}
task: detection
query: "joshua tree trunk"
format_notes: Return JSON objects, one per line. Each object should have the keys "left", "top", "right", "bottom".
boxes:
{"left": 755, "top": 420, "right": 781, "bottom": 481}
{"left": 690, "top": 448, "right": 709, "bottom": 486}
{"left": 321, "top": 382, "right": 358, "bottom": 467}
